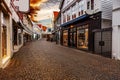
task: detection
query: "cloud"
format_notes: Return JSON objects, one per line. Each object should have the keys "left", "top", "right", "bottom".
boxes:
{"left": 30, "top": 0, "right": 60, "bottom": 22}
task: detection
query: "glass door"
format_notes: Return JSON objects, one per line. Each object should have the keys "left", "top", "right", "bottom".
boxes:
{"left": 69, "top": 27, "right": 76, "bottom": 47}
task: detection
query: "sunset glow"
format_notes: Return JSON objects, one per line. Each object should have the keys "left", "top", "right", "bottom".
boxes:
{"left": 30, "top": 0, "right": 60, "bottom": 22}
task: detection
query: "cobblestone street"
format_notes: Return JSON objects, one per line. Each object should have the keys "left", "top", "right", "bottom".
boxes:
{"left": 0, "top": 39, "right": 120, "bottom": 80}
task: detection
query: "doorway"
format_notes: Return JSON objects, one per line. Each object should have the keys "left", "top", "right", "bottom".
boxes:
{"left": 69, "top": 27, "right": 77, "bottom": 47}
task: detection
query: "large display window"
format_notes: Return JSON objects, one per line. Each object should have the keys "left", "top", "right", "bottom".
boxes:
{"left": 63, "top": 30, "right": 68, "bottom": 46}
{"left": 1, "top": 12, "right": 7, "bottom": 58}
{"left": 77, "top": 25, "right": 88, "bottom": 49}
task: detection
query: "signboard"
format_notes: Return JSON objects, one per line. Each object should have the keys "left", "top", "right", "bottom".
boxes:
{"left": 13, "top": 0, "right": 30, "bottom": 13}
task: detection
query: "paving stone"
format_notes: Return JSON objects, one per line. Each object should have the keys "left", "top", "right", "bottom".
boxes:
{"left": 0, "top": 39, "right": 120, "bottom": 80}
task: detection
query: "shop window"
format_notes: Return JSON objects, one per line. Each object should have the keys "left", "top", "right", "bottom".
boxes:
{"left": 2, "top": 26, "right": 7, "bottom": 58}
{"left": 63, "top": 30, "right": 68, "bottom": 46}
{"left": 77, "top": 25, "right": 88, "bottom": 49}
{"left": 1, "top": 12, "right": 8, "bottom": 58}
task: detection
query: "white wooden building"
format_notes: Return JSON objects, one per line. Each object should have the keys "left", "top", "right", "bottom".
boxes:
{"left": 112, "top": 0, "right": 120, "bottom": 60}
{"left": 60, "top": 0, "right": 113, "bottom": 57}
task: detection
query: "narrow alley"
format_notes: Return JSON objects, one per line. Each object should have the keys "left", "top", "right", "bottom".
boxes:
{"left": 0, "top": 39, "right": 120, "bottom": 80}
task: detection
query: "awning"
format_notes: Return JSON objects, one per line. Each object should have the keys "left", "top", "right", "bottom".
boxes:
{"left": 61, "top": 14, "right": 89, "bottom": 27}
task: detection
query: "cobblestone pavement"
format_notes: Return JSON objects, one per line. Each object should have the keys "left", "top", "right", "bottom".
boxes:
{"left": 0, "top": 39, "right": 120, "bottom": 80}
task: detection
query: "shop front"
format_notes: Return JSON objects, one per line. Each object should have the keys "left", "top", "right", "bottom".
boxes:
{"left": 61, "top": 12, "right": 101, "bottom": 52}
{"left": 0, "top": 1, "right": 13, "bottom": 68}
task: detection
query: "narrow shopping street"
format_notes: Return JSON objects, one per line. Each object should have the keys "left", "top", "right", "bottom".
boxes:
{"left": 0, "top": 39, "right": 119, "bottom": 80}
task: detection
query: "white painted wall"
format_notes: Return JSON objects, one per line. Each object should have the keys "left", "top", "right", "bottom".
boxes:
{"left": 113, "top": 0, "right": 120, "bottom": 10}
{"left": 94, "top": 0, "right": 112, "bottom": 20}
{"left": 113, "top": 10, "right": 120, "bottom": 26}
{"left": 94, "top": 0, "right": 101, "bottom": 12}
{"left": 112, "top": 0, "right": 120, "bottom": 60}
{"left": 61, "top": 0, "right": 88, "bottom": 24}
{"left": 101, "top": 0, "right": 112, "bottom": 20}
{"left": 61, "top": 0, "right": 113, "bottom": 23}
{"left": 112, "top": 26, "right": 120, "bottom": 60}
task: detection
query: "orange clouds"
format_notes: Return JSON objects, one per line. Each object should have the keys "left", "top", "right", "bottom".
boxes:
{"left": 30, "top": 0, "right": 41, "bottom": 10}
{"left": 30, "top": 0, "right": 48, "bottom": 22}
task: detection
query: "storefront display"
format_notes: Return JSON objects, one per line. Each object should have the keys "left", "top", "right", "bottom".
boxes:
{"left": 1, "top": 12, "right": 7, "bottom": 58}
{"left": 63, "top": 30, "right": 68, "bottom": 46}
{"left": 77, "top": 25, "right": 88, "bottom": 49}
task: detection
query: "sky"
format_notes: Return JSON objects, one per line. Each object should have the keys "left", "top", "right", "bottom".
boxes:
{"left": 37, "top": 18, "right": 53, "bottom": 28}
{"left": 30, "top": 0, "right": 61, "bottom": 22}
